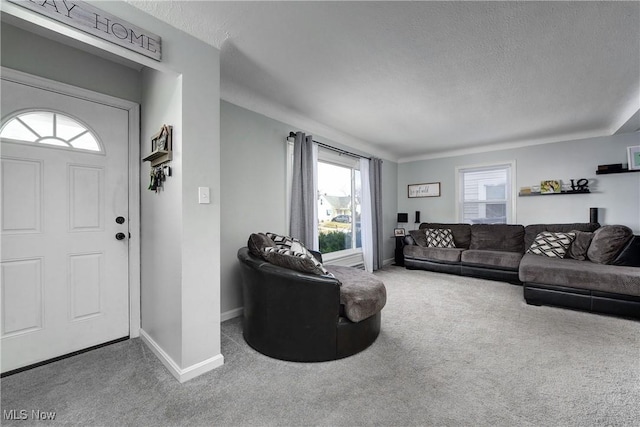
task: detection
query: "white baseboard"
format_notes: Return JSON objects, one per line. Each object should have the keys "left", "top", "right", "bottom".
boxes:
{"left": 139, "top": 329, "right": 224, "bottom": 383}
{"left": 221, "top": 307, "right": 243, "bottom": 322}
{"left": 383, "top": 257, "right": 395, "bottom": 266}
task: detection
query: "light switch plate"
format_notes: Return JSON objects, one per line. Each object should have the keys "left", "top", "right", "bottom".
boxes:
{"left": 198, "top": 187, "right": 210, "bottom": 204}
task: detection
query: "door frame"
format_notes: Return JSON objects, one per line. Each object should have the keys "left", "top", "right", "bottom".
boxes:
{"left": 1, "top": 66, "right": 142, "bottom": 338}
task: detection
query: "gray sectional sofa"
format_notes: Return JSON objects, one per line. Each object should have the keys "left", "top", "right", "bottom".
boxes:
{"left": 403, "top": 222, "right": 640, "bottom": 319}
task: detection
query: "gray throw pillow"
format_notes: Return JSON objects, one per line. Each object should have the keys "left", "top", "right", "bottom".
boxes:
{"left": 247, "top": 233, "right": 276, "bottom": 258}
{"left": 566, "top": 230, "right": 594, "bottom": 261}
{"left": 409, "top": 229, "right": 427, "bottom": 247}
{"left": 587, "top": 225, "right": 633, "bottom": 264}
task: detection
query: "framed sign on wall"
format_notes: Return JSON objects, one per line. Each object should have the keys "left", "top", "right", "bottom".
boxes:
{"left": 628, "top": 145, "right": 640, "bottom": 171}
{"left": 408, "top": 182, "right": 441, "bottom": 198}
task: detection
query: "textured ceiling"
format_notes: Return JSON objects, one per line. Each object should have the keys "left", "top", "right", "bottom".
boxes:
{"left": 128, "top": 1, "right": 640, "bottom": 162}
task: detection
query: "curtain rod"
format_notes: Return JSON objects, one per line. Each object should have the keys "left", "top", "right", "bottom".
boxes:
{"left": 288, "top": 131, "right": 371, "bottom": 160}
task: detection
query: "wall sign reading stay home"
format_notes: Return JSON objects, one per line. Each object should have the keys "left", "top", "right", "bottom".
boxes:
{"left": 8, "top": 0, "right": 162, "bottom": 61}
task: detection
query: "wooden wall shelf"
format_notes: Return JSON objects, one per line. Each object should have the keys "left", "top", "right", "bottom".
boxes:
{"left": 143, "top": 150, "right": 171, "bottom": 167}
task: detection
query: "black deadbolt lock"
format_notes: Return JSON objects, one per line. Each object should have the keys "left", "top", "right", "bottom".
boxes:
{"left": 115, "top": 216, "right": 125, "bottom": 224}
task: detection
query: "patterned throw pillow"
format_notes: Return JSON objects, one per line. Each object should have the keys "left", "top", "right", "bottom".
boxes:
{"left": 527, "top": 231, "right": 576, "bottom": 258}
{"left": 424, "top": 228, "right": 456, "bottom": 248}
{"left": 264, "top": 233, "right": 329, "bottom": 275}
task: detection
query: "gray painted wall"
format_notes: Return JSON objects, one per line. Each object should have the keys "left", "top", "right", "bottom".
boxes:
{"left": 102, "top": 2, "right": 224, "bottom": 370}
{"left": 220, "top": 101, "right": 398, "bottom": 315}
{"left": 140, "top": 68, "right": 184, "bottom": 366}
{"left": 1, "top": 23, "right": 141, "bottom": 103}
{"left": 399, "top": 133, "right": 640, "bottom": 232}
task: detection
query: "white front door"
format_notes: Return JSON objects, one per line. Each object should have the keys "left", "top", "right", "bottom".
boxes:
{"left": 1, "top": 78, "right": 130, "bottom": 373}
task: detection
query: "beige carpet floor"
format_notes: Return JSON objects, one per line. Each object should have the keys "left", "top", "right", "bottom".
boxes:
{"left": 2, "top": 266, "right": 639, "bottom": 426}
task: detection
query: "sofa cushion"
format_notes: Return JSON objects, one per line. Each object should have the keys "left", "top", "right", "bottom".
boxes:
{"left": 524, "top": 223, "right": 599, "bottom": 249}
{"left": 519, "top": 254, "right": 640, "bottom": 297}
{"left": 611, "top": 236, "right": 640, "bottom": 267}
{"left": 526, "top": 231, "right": 576, "bottom": 258}
{"left": 461, "top": 250, "right": 522, "bottom": 271}
{"left": 326, "top": 265, "right": 386, "bottom": 323}
{"left": 587, "top": 225, "right": 633, "bottom": 264}
{"left": 263, "top": 246, "right": 329, "bottom": 276}
{"left": 267, "top": 232, "right": 301, "bottom": 250}
{"left": 425, "top": 228, "right": 455, "bottom": 248}
{"left": 419, "top": 223, "right": 471, "bottom": 249}
{"left": 248, "top": 233, "right": 276, "bottom": 258}
{"left": 408, "top": 229, "right": 427, "bottom": 247}
{"left": 469, "top": 224, "right": 525, "bottom": 253}
{"left": 263, "top": 232, "right": 329, "bottom": 275}
{"left": 566, "top": 231, "right": 594, "bottom": 261}
{"left": 403, "top": 245, "right": 464, "bottom": 264}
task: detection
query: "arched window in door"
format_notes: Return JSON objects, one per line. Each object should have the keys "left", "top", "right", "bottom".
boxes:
{"left": 0, "top": 110, "right": 102, "bottom": 152}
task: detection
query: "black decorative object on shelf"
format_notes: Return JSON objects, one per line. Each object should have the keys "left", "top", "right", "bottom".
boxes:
{"left": 415, "top": 211, "right": 420, "bottom": 223}
{"left": 590, "top": 207, "right": 598, "bottom": 224}
{"left": 570, "top": 178, "right": 589, "bottom": 192}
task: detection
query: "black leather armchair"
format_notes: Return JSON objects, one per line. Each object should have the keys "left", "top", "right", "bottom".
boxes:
{"left": 237, "top": 247, "right": 381, "bottom": 362}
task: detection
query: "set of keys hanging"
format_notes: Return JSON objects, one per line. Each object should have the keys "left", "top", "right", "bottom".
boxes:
{"left": 148, "top": 165, "right": 171, "bottom": 192}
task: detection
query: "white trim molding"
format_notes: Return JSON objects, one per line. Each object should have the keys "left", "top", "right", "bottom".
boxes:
{"left": 221, "top": 307, "right": 243, "bottom": 322}
{"left": 140, "top": 330, "right": 224, "bottom": 383}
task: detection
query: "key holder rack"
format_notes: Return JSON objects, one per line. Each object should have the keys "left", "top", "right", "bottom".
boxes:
{"left": 143, "top": 125, "right": 173, "bottom": 192}
{"left": 148, "top": 164, "right": 171, "bottom": 193}
{"left": 143, "top": 125, "right": 172, "bottom": 167}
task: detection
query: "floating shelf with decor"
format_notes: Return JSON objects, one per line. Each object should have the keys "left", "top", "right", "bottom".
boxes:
{"left": 595, "top": 162, "right": 640, "bottom": 175}
{"left": 595, "top": 168, "right": 640, "bottom": 175}
{"left": 518, "top": 189, "right": 591, "bottom": 197}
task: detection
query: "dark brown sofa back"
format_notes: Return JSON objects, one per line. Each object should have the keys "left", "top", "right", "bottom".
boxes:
{"left": 469, "top": 224, "right": 526, "bottom": 253}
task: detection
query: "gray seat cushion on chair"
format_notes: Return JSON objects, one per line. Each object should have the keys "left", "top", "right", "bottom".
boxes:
{"left": 326, "top": 266, "right": 387, "bottom": 323}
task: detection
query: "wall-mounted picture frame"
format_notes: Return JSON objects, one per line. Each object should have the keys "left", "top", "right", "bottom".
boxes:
{"left": 540, "top": 180, "right": 561, "bottom": 194}
{"left": 394, "top": 228, "right": 406, "bottom": 237}
{"left": 628, "top": 145, "right": 640, "bottom": 171}
{"left": 151, "top": 124, "right": 172, "bottom": 153}
{"left": 408, "top": 182, "right": 440, "bottom": 198}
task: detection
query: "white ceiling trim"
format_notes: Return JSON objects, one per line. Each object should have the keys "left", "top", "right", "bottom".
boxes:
{"left": 615, "top": 110, "right": 640, "bottom": 135}
{"left": 221, "top": 79, "right": 398, "bottom": 162}
{"left": 397, "top": 129, "right": 610, "bottom": 164}
{"left": 611, "top": 87, "right": 640, "bottom": 134}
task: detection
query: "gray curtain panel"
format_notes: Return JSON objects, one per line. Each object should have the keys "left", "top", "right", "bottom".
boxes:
{"left": 370, "top": 157, "right": 383, "bottom": 270}
{"left": 289, "top": 132, "right": 315, "bottom": 247}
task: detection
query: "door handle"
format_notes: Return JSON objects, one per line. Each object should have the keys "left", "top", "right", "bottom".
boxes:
{"left": 115, "top": 232, "right": 126, "bottom": 241}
